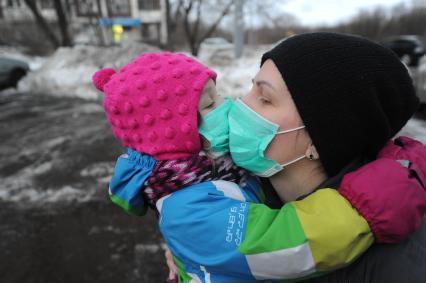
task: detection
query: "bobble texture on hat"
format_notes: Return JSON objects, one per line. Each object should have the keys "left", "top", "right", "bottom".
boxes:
{"left": 92, "top": 52, "right": 217, "bottom": 160}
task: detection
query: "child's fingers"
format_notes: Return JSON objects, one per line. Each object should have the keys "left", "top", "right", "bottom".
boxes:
{"left": 163, "top": 244, "right": 178, "bottom": 277}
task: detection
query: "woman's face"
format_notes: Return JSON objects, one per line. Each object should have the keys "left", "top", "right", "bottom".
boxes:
{"left": 241, "top": 59, "right": 312, "bottom": 166}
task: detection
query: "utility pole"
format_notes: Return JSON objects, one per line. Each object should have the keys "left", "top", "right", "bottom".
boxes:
{"left": 234, "top": 0, "right": 244, "bottom": 58}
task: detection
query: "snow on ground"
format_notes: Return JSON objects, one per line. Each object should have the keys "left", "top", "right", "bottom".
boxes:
{"left": 0, "top": 44, "right": 269, "bottom": 205}
{"left": 2, "top": 43, "right": 268, "bottom": 100}
{"left": 0, "top": 93, "right": 121, "bottom": 205}
{"left": 0, "top": 185, "right": 92, "bottom": 203}
{"left": 200, "top": 45, "right": 271, "bottom": 99}
{"left": 1, "top": 44, "right": 425, "bottom": 205}
{"left": 398, "top": 118, "right": 426, "bottom": 144}
{"left": 16, "top": 42, "right": 160, "bottom": 100}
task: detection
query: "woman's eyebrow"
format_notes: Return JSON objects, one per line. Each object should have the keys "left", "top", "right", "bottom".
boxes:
{"left": 253, "top": 78, "right": 277, "bottom": 92}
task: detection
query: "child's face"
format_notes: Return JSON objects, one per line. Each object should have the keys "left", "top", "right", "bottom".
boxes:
{"left": 198, "top": 79, "right": 225, "bottom": 117}
{"left": 197, "top": 79, "right": 227, "bottom": 153}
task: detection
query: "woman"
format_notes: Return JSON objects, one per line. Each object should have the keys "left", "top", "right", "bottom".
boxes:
{"left": 227, "top": 32, "right": 426, "bottom": 282}
{"left": 163, "top": 32, "right": 426, "bottom": 282}
{"left": 94, "top": 51, "right": 424, "bottom": 282}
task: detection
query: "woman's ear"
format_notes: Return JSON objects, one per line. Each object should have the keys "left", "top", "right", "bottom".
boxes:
{"left": 305, "top": 144, "right": 320, "bottom": 160}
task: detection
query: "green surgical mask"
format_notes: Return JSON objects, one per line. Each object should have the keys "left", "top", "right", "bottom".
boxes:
{"left": 229, "top": 99, "right": 306, "bottom": 177}
{"left": 199, "top": 98, "right": 233, "bottom": 156}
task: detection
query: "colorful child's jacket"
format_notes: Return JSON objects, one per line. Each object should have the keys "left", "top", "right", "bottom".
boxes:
{"left": 109, "top": 136, "right": 426, "bottom": 282}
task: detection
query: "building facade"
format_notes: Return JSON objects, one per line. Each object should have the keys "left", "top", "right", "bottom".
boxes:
{"left": 0, "top": 0, "right": 168, "bottom": 45}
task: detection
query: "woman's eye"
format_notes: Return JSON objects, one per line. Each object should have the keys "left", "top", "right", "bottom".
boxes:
{"left": 206, "top": 102, "right": 215, "bottom": 108}
{"left": 258, "top": 97, "right": 270, "bottom": 104}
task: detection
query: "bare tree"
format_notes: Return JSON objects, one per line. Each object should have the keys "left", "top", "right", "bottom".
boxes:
{"left": 338, "top": 8, "right": 389, "bottom": 40}
{"left": 231, "top": 1, "right": 426, "bottom": 45}
{"left": 245, "top": 0, "right": 294, "bottom": 29}
{"left": 327, "top": 5, "right": 426, "bottom": 41}
{"left": 178, "top": 0, "right": 234, "bottom": 56}
{"left": 24, "top": 0, "right": 73, "bottom": 48}
{"left": 53, "top": 0, "right": 72, "bottom": 46}
{"left": 165, "top": 0, "right": 184, "bottom": 49}
{"left": 24, "top": 0, "right": 60, "bottom": 48}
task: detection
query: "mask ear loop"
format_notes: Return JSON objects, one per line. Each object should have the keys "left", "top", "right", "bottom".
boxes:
{"left": 275, "top": 125, "right": 307, "bottom": 167}
{"left": 280, "top": 155, "right": 306, "bottom": 167}
{"left": 276, "top": 125, "right": 306, "bottom": 135}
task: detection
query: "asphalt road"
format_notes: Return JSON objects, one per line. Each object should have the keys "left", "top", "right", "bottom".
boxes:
{"left": 1, "top": 91, "right": 425, "bottom": 283}
{"left": 0, "top": 93, "right": 168, "bottom": 283}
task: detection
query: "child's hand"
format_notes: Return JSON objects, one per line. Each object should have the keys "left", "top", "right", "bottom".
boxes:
{"left": 162, "top": 243, "right": 178, "bottom": 282}
{"left": 339, "top": 144, "right": 426, "bottom": 243}
{"left": 377, "top": 136, "right": 426, "bottom": 171}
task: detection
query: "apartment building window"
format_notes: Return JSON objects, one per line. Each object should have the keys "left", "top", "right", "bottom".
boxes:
{"left": 138, "top": 0, "right": 160, "bottom": 11}
{"left": 107, "top": 0, "right": 131, "bottom": 17}
{"left": 75, "top": 0, "right": 101, "bottom": 17}
{"left": 7, "top": 0, "right": 20, "bottom": 7}
{"left": 40, "top": 0, "right": 55, "bottom": 9}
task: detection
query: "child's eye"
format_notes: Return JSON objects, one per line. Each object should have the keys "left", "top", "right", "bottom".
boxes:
{"left": 206, "top": 102, "right": 215, "bottom": 108}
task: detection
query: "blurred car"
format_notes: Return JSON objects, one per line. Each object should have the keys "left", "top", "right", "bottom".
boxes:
{"left": 200, "top": 37, "right": 233, "bottom": 53}
{"left": 381, "top": 35, "right": 426, "bottom": 67}
{"left": 0, "top": 57, "right": 29, "bottom": 91}
{"left": 199, "top": 37, "right": 234, "bottom": 65}
{"left": 413, "top": 57, "right": 426, "bottom": 107}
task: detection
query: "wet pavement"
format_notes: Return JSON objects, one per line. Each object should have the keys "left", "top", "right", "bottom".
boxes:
{"left": 1, "top": 92, "right": 425, "bottom": 283}
{"left": 0, "top": 93, "right": 168, "bottom": 283}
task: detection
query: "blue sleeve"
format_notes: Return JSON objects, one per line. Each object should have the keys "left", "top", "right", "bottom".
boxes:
{"left": 157, "top": 180, "right": 261, "bottom": 282}
{"left": 159, "top": 180, "right": 373, "bottom": 282}
{"left": 109, "top": 148, "right": 157, "bottom": 216}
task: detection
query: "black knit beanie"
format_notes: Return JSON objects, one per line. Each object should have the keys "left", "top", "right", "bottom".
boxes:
{"left": 261, "top": 32, "right": 419, "bottom": 177}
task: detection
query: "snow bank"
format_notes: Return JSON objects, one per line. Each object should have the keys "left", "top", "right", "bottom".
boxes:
{"left": 2, "top": 43, "right": 426, "bottom": 206}
{"left": 398, "top": 118, "right": 426, "bottom": 144}
{"left": 0, "top": 185, "right": 92, "bottom": 203}
{"left": 17, "top": 42, "right": 160, "bottom": 100}
{"left": 0, "top": 161, "right": 114, "bottom": 204}
{"left": 6, "top": 42, "right": 267, "bottom": 100}
{"left": 200, "top": 45, "right": 271, "bottom": 99}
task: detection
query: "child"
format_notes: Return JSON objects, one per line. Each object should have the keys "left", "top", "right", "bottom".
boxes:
{"left": 92, "top": 52, "right": 426, "bottom": 282}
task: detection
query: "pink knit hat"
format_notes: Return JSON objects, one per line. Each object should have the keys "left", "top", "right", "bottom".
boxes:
{"left": 92, "top": 52, "right": 217, "bottom": 160}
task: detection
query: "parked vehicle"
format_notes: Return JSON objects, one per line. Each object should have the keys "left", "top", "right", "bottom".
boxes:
{"left": 200, "top": 37, "right": 233, "bottom": 53}
{"left": 0, "top": 57, "right": 29, "bottom": 91}
{"left": 381, "top": 35, "right": 426, "bottom": 67}
{"left": 198, "top": 37, "right": 233, "bottom": 65}
{"left": 413, "top": 57, "right": 426, "bottom": 107}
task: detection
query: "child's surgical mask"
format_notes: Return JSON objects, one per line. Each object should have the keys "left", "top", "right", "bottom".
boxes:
{"left": 199, "top": 98, "right": 233, "bottom": 157}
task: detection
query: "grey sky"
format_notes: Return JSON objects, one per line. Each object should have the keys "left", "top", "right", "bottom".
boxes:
{"left": 278, "top": 0, "right": 414, "bottom": 26}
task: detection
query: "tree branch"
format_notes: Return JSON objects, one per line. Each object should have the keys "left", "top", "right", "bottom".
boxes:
{"left": 182, "top": 0, "right": 196, "bottom": 51}
{"left": 24, "top": 0, "right": 60, "bottom": 48}
{"left": 192, "top": 0, "right": 202, "bottom": 41}
{"left": 199, "top": 0, "right": 234, "bottom": 42}
{"left": 53, "top": 0, "right": 72, "bottom": 46}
